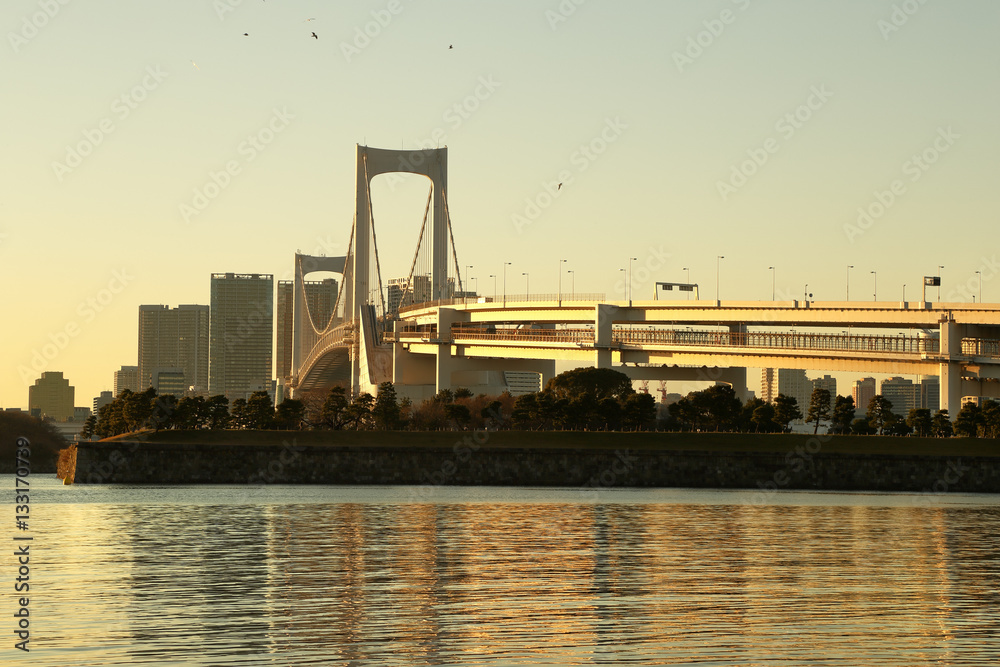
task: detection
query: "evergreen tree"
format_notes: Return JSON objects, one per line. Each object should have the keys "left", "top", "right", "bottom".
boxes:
{"left": 931, "top": 410, "right": 953, "bottom": 438}
{"left": 831, "top": 395, "right": 856, "bottom": 435}
{"left": 866, "top": 395, "right": 894, "bottom": 435}
{"left": 806, "top": 388, "right": 832, "bottom": 435}
{"left": 772, "top": 394, "right": 802, "bottom": 433}
{"left": 906, "top": 408, "right": 933, "bottom": 437}
{"left": 372, "top": 382, "right": 401, "bottom": 430}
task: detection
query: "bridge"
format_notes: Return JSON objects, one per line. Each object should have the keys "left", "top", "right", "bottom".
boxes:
{"left": 285, "top": 146, "right": 1000, "bottom": 417}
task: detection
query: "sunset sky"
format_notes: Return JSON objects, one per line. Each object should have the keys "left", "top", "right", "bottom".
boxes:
{"left": 2, "top": 0, "right": 998, "bottom": 408}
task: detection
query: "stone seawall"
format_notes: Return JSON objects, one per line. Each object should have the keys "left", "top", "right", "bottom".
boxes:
{"left": 68, "top": 441, "right": 1000, "bottom": 494}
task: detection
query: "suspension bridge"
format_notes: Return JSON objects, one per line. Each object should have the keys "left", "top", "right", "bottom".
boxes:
{"left": 284, "top": 146, "right": 1000, "bottom": 415}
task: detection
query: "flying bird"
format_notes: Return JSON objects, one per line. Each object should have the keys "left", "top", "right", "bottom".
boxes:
{"left": 557, "top": 183, "right": 562, "bottom": 190}
{"left": 191, "top": 60, "right": 200, "bottom": 70}
{"left": 243, "top": 33, "right": 249, "bottom": 36}
{"left": 448, "top": 44, "right": 453, "bottom": 49}
{"left": 311, "top": 32, "right": 318, "bottom": 39}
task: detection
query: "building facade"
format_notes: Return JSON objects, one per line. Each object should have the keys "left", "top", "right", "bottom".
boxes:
{"left": 852, "top": 377, "right": 876, "bottom": 415}
{"left": 113, "top": 366, "right": 139, "bottom": 397}
{"left": 209, "top": 273, "right": 274, "bottom": 401}
{"left": 138, "top": 304, "right": 210, "bottom": 394}
{"left": 28, "top": 371, "right": 75, "bottom": 421}
{"left": 880, "top": 377, "right": 920, "bottom": 416}
{"left": 276, "top": 278, "right": 338, "bottom": 381}
{"left": 93, "top": 390, "right": 114, "bottom": 416}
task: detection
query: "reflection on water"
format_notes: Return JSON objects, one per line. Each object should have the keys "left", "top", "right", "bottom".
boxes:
{"left": 14, "top": 478, "right": 1000, "bottom": 666}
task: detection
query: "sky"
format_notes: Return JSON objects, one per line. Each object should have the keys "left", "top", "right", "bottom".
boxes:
{"left": 2, "top": 0, "right": 999, "bottom": 409}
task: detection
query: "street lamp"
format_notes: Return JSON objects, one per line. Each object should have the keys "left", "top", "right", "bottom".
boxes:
{"left": 768, "top": 266, "right": 775, "bottom": 301}
{"left": 464, "top": 264, "right": 473, "bottom": 304}
{"left": 847, "top": 265, "right": 854, "bottom": 301}
{"left": 902, "top": 284, "right": 906, "bottom": 302}
{"left": 619, "top": 267, "right": 626, "bottom": 301}
{"left": 628, "top": 257, "right": 637, "bottom": 304}
{"left": 976, "top": 270, "right": 983, "bottom": 303}
{"left": 804, "top": 284, "right": 809, "bottom": 302}
{"left": 567, "top": 269, "right": 575, "bottom": 299}
{"left": 716, "top": 256, "right": 724, "bottom": 302}
{"left": 938, "top": 265, "right": 944, "bottom": 301}
{"left": 559, "top": 259, "right": 567, "bottom": 304}
{"left": 489, "top": 274, "right": 496, "bottom": 302}
{"left": 522, "top": 272, "right": 529, "bottom": 299}
{"left": 871, "top": 271, "right": 877, "bottom": 301}
{"left": 683, "top": 267, "right": 690, "bottom": 300}
{"left": 503, "top": 262, "right": 511, "bottom": 306}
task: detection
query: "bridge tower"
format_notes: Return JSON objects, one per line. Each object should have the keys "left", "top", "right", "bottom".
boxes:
{"left": 350, "top": 145, "right": 450, "bottom": 321}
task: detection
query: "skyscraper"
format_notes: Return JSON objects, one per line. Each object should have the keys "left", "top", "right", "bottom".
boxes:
{"left": 28, "top": 371, "right": 74, "bottom": 421}
{"left": 138, "top": 304, "right": 210, "bottom": 394}
{"left": 762, "top": 368, "right": 812, "bottom": 418}
{"left": 275, "top": 278, "right": 338, "bottom": 381}
{"left": 209, "top": 273, "right": 273, "bottom": 401}
{"left": 113, "top": 366, "right": 138, "bottom": 397}
{"left": 852, "top": 377, "right": 877, "bottom": 415}
{"left": 811, "top": 375, "right": 837, "bottom": 411}
{"left": 880, "top": 377, "right": 920, "bottom": 416}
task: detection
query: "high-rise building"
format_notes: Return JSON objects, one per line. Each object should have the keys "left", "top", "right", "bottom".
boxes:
{"left": 73, "top": 407, "right": 91, "bottom": 421}
{"left": 920, "top": 376, "right": 940, "bottom": 412}
{"left": 762, "top": 368, "right": 812, "bottom": 418}
{"left": 760, "top": 368, "right": 776, "bottom": 403}
{"left": 93, "top": 390, "right": 114, "bottom": 416}
{"left": 853, "top": 377, "right": 876, "bottom": 415}
{"left": 138, "top": 304, "right": 210, "bottom": 394}
{"left": 152, "top": 368, "right": 188, "bottom": 396}
{"left": 28, "top": 371, "right": 74, "bottom": 421}
{"left": 880, "top": 377, "right": 920, "bottom": 416}
{"left": 114, "top": 366, "right": 139, "bottom": 397}
{"left": 387, "top": 275, "right": 433, "bottom": 318}
{"left": 209, "top": 273, "right": 273, "bottom": 401}
{"left": 275, "top": 278, "right": 338, "bottom": 381}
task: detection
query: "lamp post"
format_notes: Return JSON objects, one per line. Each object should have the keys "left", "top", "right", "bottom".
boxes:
{"left": 716, "top": 256, "right": 724, "bottom": 302}
{"left": 489, "top": 274, "right": 496, "bottom": 302}
{"left": 902, "top": 284, "right": 906, "bottom": 302}
{"left": 567, "top": 270, "right": 575, "bottom": 299}
{"left": 976, "top": 270, "right": 983, "bottom": 303}
{"left": 768, "top": 266, "right": 775, "bottom": 301}
{"left": 503, "top": 262, "right": 511, "bottom": 307}
{"left": 683, "top": 267, "right": 690, "bottom": 300}
{"left": 464, "top": 264, "right": 473, "bottom": 304}
{"left": 471, "top": 276, "right": 478, "bottom": 298}
{"left": 619, "top": 268, "right": 626, "bottom": 301}
{"left": 522, "top": 272, "right": 529, "bottom": 300}
{"left": 847, "top": 265, "right": 854, "bottom": 301}
{"left": 628, "top": 257, "right": 637, "bottom": 305}
{"left": 804, "top": 284, "right": 809, "bottom": 302}
{"left": 938, "top": 265, "right": 944, "bottom": 301}
{"left": 558, "top": 259, "right": 567, "bottom": 305}
{"left": 871, "top": 271, "right": 877, "bottom": 301}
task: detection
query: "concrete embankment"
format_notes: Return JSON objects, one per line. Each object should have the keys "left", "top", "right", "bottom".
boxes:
{"left": 62, "top": 431, "right": 1000, "bottom": 493}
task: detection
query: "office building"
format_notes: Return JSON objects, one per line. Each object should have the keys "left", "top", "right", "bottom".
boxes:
{"left": 276, "top": 278, "right": 338, "bottom": 381}
{"left": 209, "top": 273, "right": 273, "bottom": 401}
{"left": 853, "top": 377, "right": 876, "bottom": 415}
{"left": 28, "top": 371, "right": 74, "bottom": 421}
{"left": 920, "top": 376, "right": 940, "bottom": 412}
{"left": 152, "top": 368, "right": 188, "bottom": 396}
{"left": 114, "top": 366, "right": 138, "bottom": 397}
{"left": 880, "top": 377, "right": 920, "bottom": 416}
{"left": 138, "top": 304, "right": 210, "bottom": 394}
{"left": 504, "top": 371, "right": 541, "bottom": 396}
{"left": 811, "top": 375, "right": 837, "bottom": 411}
{"left": 762, "top": 368, "right": 812, "bottom": 417}
{"left": 387, "top": 275, "right": 433, "bottom": 318}
{"left": 93, "top": 390, "right": 114, "bottom": 416}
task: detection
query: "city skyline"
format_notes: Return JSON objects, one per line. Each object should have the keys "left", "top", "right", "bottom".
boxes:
{"left": 4, "top": 0, "right": 999, "bottom": 407}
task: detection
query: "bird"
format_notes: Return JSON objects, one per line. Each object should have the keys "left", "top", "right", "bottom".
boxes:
{"left": 243, "top": 33, "right": 249, "bottom": 36}
{"left": 311, "top": 32, "right": 318, "bottom": 39}
{"left": 557, "top": 183, "right": 563, "bottom": 190}
{"left": 305, "top": 18, "right": 316, "bottom": 22}
{"left": 191, "top": 60, "right": 200, "bottom": 70}
{"left": 448, "top": 44, "right": 453, "bottom": 49}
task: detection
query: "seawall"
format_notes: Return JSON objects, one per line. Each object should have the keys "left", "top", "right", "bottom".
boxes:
{"left": 66, "top": 436, "right": 1000, "bottom": 494}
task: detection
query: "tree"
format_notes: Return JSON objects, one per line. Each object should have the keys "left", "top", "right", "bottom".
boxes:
{"left": 320, "top": 386, "right": 350, "bottom": 429}
{"left": 205, "top": 395, "right": 230, "bottom": 429}
{"left": 229, "top": 398, "right": 249, "bottom": 429}
{"left": 123, "top": 387, "right": 157, "bottom": 432}
{"left": 244, "top": 391, "right": 275, "bottom": 429}
{"left": 274, "top": 399, "right": 305, "bottom": 430}
{"left": 772, "top": 394, "right": 802, "bottom": 433}
{"left": 511, "top": 393, "right": 540, "bottom": 429}
{"left": 831, "top": 395, "right": 856, "bottom": 435}
{"left": 544, "top": 367, "right": 633, "bottom": 402}
{"left": 906, "top": 408, "right": 933, "bottom": 437}
{"left": 954, "top": 402, "right": 983, "bottom": 437}
{"left": 80, "top": 415, "right": 97, "bottom": 440}
{"left": 175, "top": 395, "right": 207, "bottom": 429}
{"left": 444, "top": 403, "right": 472, "bottom": 428}
{"left": 751, "top": 403, "right": 777, "bottom": 433}
{"left": 981, "top": 400, "right": 1000, "bottom": 439}
{"left": 866, "top": 395, "right": 894, "bottom": 435}
{"left": 883, "top": 416, "right": 913, "bottom": 437}
{"left": 806, "top": 388, "right": 832, "bottom": 435}
{"left": 931, "top": 410, "right": 953, "bottom": 438}
{"left": 453, "top": 387, "right": 474, "bottom": 400}
{"left": 151, "top": 394, "right": 178, "bottom": 431}
{"left": 372, "top": 382, "right": 401, "bottom": 430}
{"left": 621, "top": 392, "right": 657, "bottom": 430}
{"left": 851, "top": 417, "right": 876, "bottom": 435}
{"left": 344, "top": 393, "right": 374, "bottom": 430}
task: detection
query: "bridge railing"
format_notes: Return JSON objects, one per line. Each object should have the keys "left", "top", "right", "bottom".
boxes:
{"left": 398, "top": 293, "right": 606, "bottom": 314}
{"left": 452, "top": 326, "right": 594, "bottom": 344}
{"left": 615, "top": 328, "right": 940, "bottom": 354}
{"left": 963, "top": 338, "right": 1000, "bottom": 357}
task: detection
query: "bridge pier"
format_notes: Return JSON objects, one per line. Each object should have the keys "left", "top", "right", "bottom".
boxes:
{"left": 595, "top": 304, "right": 620, "bottom": 369}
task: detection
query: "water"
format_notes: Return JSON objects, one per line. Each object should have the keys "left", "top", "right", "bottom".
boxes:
{"left": 5, "top": 476, "right": 999, "bottom": 666}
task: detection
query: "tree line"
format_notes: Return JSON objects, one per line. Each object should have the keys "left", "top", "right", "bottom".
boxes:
{"left": 665, "top": 384, "right": 1000, "bottom": 438}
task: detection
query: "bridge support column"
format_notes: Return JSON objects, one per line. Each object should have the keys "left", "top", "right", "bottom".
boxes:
{"left": 940, "top": 318, "right": 963, "bottom": 418}
{"left": 595, "top": 304, "right": 620, "bottom": 369}
{"left": 435, "top": 307, "right": 470, "bottom": 393}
